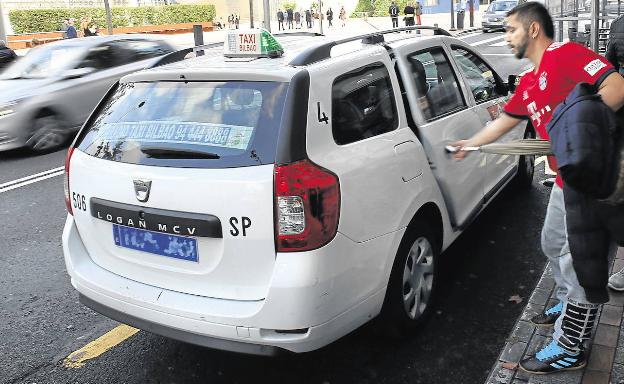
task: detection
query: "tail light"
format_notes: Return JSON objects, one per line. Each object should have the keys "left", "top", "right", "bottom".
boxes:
{"left": 64, "top": 147, "right": 75, "bottom": 215}
{"left": 275, "top": 160, "right": 340, "bottom": 252}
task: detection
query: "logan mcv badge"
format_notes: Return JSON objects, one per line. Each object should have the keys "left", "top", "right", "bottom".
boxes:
{"left": 133, "top": 179, "right": 152, "bottom": 203}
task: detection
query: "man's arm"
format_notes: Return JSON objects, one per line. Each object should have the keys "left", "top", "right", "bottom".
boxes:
{"left": 450, "top": 113, "right": 522, "bottom": 160}
{"left": 598, "top": 72, "right": 624, "bottom": 112}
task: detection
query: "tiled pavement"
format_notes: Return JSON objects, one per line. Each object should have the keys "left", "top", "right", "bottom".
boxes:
{"left": 485, "top": 248, "right": 624, "bottom": 384}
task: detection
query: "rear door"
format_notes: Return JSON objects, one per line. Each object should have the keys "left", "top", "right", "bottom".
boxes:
{"left": 305, "top": 47, "right": 427, "bottom": 242}
{"left": 450, "top": 45, "right": 524, "bottom": 196}
{"left": 395, "top": 42, "right": 485, "bottom": 228}
{"left": 69, "top": 80, "right": 289, "bottom": 301}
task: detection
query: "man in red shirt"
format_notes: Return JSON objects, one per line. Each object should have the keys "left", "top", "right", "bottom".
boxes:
{"left": 452, "top": 2, "right": 624, "bottom": 375}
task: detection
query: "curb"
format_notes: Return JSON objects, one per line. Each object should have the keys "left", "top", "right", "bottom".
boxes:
{"left": 485, "top": 248, "right": 624, "bottom": 384}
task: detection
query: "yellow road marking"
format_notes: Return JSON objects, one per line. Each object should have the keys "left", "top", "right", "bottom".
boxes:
{"left": 64, "top": 325, "right": 140, "bottom": 368}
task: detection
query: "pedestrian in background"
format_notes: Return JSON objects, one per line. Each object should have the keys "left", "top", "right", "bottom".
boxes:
{"left": 415, "top": 0, "right": 423, "bottom": 25}
{"left": 305, "top": 9, "right": 312, "bottom": 28}
{"left": 66, "top": 19, "right": 78, "bottom": 39}
{"left": 389, "top": 1, "right": 400, "bottom": 28}
{"left": 339, "top": 6, "right": 347, "bottom": 27}
{"left": 451, "top": 2, "right": 624, "bottom": 375}
{"left": 404, "top": 2, "right": 415, "bottom": 30}
{"left": 295, "top": 10, "right": 301, "bottom": 28}
{"left": 287, "top": 8, "right": 294, "bottom": 29}
{"left": 326, "top": 8, "right": 334, "bottom": 27}
{"left": 277, "top": 9, "right": 285, "bottom": 31}
{"left": 0, "top": 40, "right": 17, "bottom": 71}
{"left": 235, "top": 15, "right": 240, "bottom": 29}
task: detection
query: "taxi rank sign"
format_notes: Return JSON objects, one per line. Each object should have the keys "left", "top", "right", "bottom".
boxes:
{"left": 225, "top": 30, "right": 261, "bottom": 56}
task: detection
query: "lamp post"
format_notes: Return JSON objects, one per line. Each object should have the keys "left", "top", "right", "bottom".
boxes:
{"left": 249, "top": 0, "right": 255, "bottom": 28}
{"left": 263, "top": 0, "right": 271, "bottom": 31}
{"left": 104, "top": 0, "right": 113, "bottom": 35}
{"left": 450, "top": 0, "right": 456, "bottom": 30}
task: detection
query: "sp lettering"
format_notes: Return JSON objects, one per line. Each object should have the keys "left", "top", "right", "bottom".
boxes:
{"left": 230, "top": 217, "right": 252, "bottom": 237}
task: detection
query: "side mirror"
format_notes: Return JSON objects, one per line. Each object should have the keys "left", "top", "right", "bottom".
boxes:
{"left": 61, "top": 67, "right": 95, "bottom": 80}
{"left": 507, "top": 74, "right": 519, "bottom": 93}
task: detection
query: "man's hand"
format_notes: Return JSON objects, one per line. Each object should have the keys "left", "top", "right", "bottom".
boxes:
{"left": 448, "top": 140, "right": 471, "bottom": 160}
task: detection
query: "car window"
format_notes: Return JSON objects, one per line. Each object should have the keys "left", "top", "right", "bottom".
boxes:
{"left": 487, "top": 1, "right": 517, "bottom": 12}
{"left": 407, "top": 48, "right": 466, "bottom": 121}
{"left": 452, "top": 47, "right": 501, "bottom": 103}
{"left": 118, "top": 40, "right": 173, "bottom": 63}
{"left": 332, "top": 62, "right": 398, "bottom": 145}
{"left": 77, "top": 43, "right": 121, "bottom": 71}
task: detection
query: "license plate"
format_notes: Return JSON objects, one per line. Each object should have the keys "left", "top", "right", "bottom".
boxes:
{"left": 113, "top": 224, "right": 199, "bottom": 262}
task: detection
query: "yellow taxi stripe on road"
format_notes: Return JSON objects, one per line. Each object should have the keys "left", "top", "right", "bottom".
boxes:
{"left": 64, "top": 325, "right": 140, "bottom": 368}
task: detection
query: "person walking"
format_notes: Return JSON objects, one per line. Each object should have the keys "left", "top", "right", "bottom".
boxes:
{"left": 326, "top": 8, "right": 334, "bottom": 27}
{"left": 451, "top": 2, "right": 624, "bottom": 375}
{"left": 339, "top": 6, "right": 347, "bottom": 27}
{"left": 305, "top": 9, "right": 312, "bottom": 29}
{"left": 0, "top": 40, "right": 17, "bottom": 70}
{"left": 277, "top": 9, "right": 285, "bottom": 31}
{"left": 389, "top": 1, "right": 400, "bottom": 28}
{"left": 415, "top": 0, "right": 423, "bottom": 25}
{"left": 287, "top": 8, "right": 294, "bottom": 29}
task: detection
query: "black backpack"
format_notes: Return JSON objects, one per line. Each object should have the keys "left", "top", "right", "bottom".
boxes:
{"left": 547, "top": 82, "right": 624, "bottom": 204}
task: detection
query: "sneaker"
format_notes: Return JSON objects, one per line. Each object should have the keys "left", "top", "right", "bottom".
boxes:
{"left": 519, "top": 340, "right": 586, "bottom": 375}
{"left": 608, "top": 268, "right": 624, "bottom": 291}
{"left": 530, "top": 302, "right": 562, "bottom": 327}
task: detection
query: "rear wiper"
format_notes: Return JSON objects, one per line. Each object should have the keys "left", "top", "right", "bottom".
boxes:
{"left": 140, "top": 146, "right": 221, "bottom": 159}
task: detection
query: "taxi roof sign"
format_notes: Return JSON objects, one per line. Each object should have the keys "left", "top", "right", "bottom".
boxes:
{"left": 224, "top": 28, "right": 284, "bottom": 58}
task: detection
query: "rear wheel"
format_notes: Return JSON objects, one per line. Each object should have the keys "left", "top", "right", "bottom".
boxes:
{"left": 514, "top": 124, "right": 536, "bottom": 188}
{"left": 381, "top": 220, "right": 439, "bottom": 333}
{"left": 27, "top": 113, "right": 68, "bottom": 153}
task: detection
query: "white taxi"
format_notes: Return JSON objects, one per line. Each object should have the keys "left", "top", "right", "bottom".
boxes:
{"left": 62, "top": 28, "right": 533, "bottom": 355}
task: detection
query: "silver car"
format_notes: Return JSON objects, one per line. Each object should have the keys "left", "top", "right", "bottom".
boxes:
{"left": 482, "top": 0, "right": 518, "bottom": 32}
{"left": 0, "top": 35, "right": 174, "bottom": 153}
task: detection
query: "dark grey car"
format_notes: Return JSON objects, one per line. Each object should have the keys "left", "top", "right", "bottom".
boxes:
{"left": 482, "top": 0, "right": 517, "bottom": 31}
{"left": 0, "top": 35, "right": 174, "bottom": 153}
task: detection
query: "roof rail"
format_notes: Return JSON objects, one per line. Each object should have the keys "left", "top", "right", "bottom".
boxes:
{"left": 288, "top": 26, "right": 451, "bottom": 66}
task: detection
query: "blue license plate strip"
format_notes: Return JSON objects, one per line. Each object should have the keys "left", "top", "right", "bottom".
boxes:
{"left": 113, "top": 224, "right": 199, "bottom": 262}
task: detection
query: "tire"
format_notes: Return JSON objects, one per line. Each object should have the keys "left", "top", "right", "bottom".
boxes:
{"left": 381, "top": 219, "right": 439, "bottom": 333}
{"left": 26, "top": 113, "right": 68, "bottom": 153}
{"left": 513, "top": 124, "right": 536, "bottom": 188}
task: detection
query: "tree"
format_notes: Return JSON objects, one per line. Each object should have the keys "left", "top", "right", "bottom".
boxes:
{"left": 282, "top": 1, "right": 297, "bottom": 10}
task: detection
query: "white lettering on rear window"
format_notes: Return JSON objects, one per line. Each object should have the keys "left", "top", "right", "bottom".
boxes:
{"left": 584, "top": 59, "right": 607, "bottom": 76}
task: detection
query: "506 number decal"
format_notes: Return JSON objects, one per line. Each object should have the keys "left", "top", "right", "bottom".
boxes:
{"left": 72, "top": 192, "right": 87, "bottom": 212}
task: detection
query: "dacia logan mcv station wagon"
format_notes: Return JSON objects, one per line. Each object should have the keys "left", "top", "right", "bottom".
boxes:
{"left": 62, "top": 28, "right": 534, "bottom": 355}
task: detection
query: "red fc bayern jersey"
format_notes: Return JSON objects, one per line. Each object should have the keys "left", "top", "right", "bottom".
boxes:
{"left": 503, "top": 42, "right": 615, "bottom": 187}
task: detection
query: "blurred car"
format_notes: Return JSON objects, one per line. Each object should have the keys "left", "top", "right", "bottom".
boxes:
{"left": 0, "top": 35, "right": 175, "bottom": 153}
{"left": 482, "top": 0, "right": 518, "bottom": 31}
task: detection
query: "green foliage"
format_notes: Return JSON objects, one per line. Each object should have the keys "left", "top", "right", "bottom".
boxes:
{"left": 9, "top": 4, "right": 216, "bottom": 34}
{"left": 281, "top": 1, "right": 297, "bottom": 10}
{"left": 352, "top": 0, "right": 413, "bottom": 17}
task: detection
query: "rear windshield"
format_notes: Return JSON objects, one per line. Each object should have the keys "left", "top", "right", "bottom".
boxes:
{"left": 487, "top": 1, "right": 516, "bottom": 11}
{"left": 77, "top": 81, "right": 288, "bottom": 168}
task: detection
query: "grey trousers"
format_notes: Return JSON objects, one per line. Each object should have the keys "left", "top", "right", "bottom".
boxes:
{"left": 541, "top": 185, "right": 600, "bottom": 350}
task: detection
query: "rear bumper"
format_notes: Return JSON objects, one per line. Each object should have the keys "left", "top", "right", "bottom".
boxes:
{"left": 62, "top": 215, "right": 390, "bottom": 354}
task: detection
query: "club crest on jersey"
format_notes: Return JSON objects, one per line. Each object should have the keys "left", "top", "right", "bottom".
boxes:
{"left": 539, "top": 72, "right": 547, "bottom": 91}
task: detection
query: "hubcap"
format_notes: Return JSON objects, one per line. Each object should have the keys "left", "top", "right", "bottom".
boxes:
{"left": 28, "top": 116, "right": 65, "bottom": 152}
{"left": 402, "top": 236, "right": 434, "bottom": 320}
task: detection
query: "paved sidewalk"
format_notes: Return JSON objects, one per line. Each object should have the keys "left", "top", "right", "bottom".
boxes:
{"left": 485, "top": 247, "right": 624, "bottom": 384}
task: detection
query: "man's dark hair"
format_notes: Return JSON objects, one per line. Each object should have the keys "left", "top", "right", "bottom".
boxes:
{"left": 507, "top": 2, "right": 554, "bottom": 39}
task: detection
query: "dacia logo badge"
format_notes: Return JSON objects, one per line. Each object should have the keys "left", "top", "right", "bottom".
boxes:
{"left": 133, "top": 179, "right": 152, "bottom": 203}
